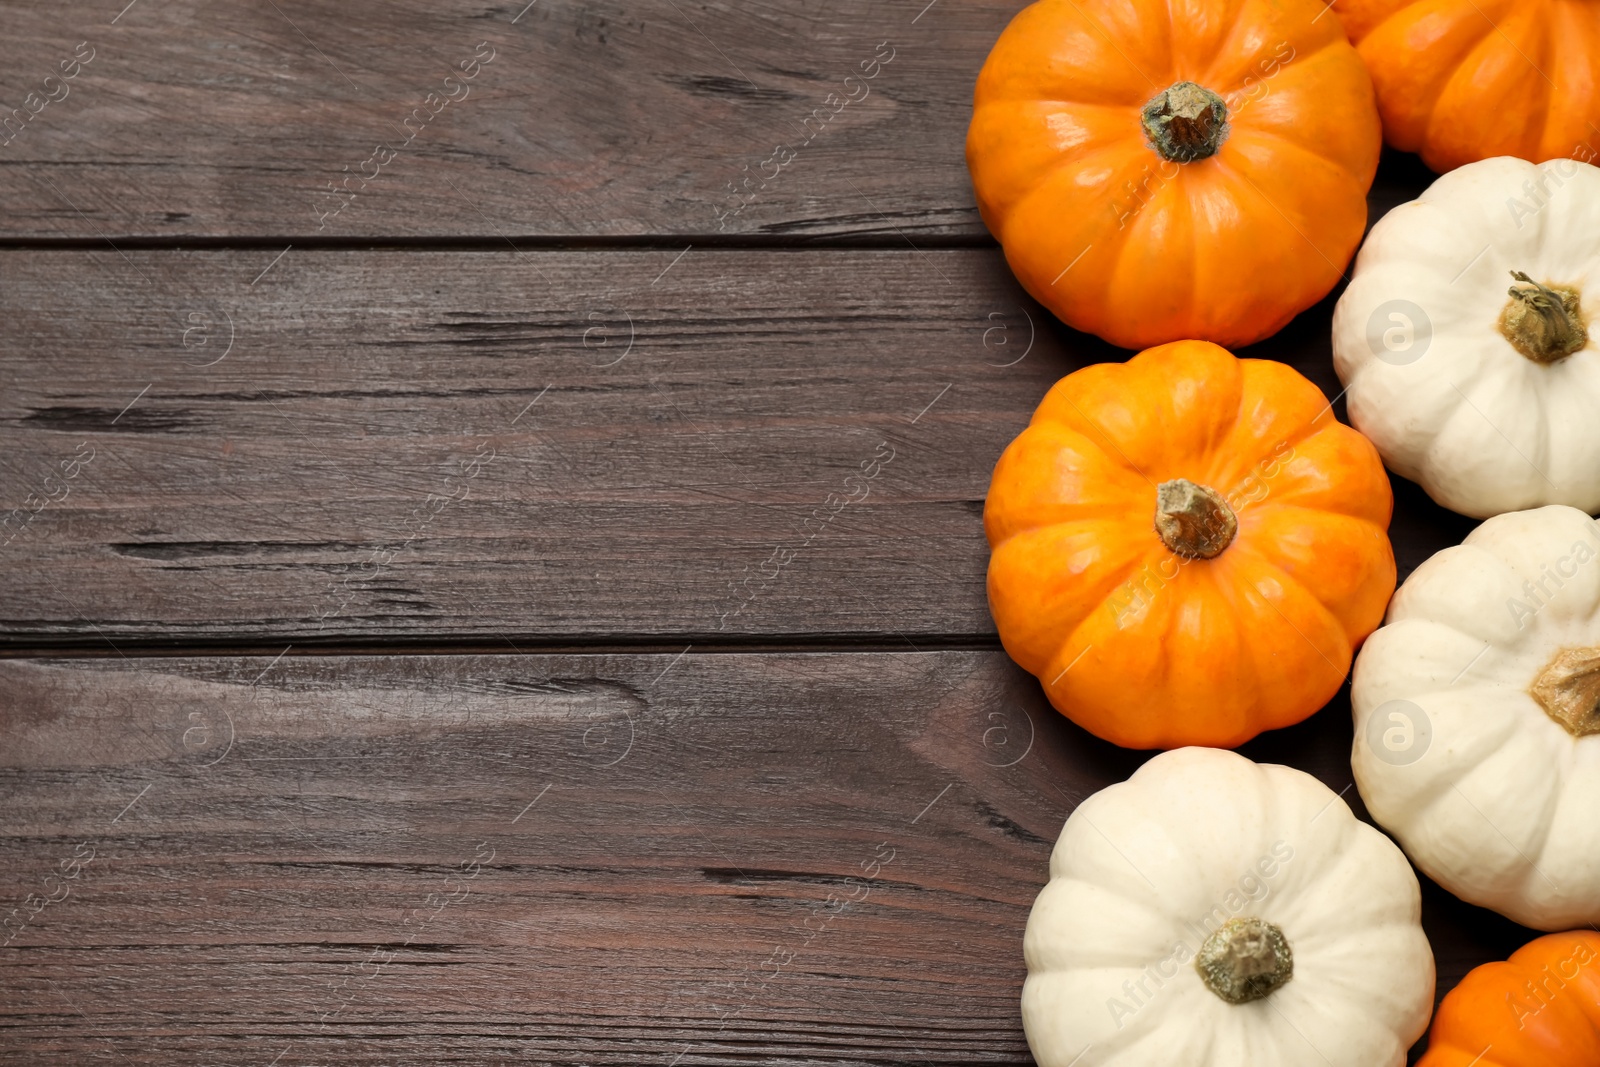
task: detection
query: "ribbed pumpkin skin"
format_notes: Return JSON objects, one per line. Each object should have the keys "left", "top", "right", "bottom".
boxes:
{"left": 984, "top": 340, "right": 1396, "bottom": 750}
{"left": 1335, "top": 0, "right": 1600, "bottom": 172}
{"left": 967, "top": 0, "right": 1381, "bottom": 350}
{"left": 1417, "top": 932, "right": 1600, "bottom": 1066}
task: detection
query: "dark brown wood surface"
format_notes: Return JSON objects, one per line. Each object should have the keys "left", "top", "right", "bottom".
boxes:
{"left": 10, "top": 652, "right": 1053, "bottom": 1065}
{"left": 0, "top": 0, "right": 1527, "bottom": 1062}
{"left": 0, "top": 0, "right": 1003, "bottom": 240}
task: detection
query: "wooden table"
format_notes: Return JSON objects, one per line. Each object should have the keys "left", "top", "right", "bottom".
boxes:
{"left": 0, "top": 2, "right": 1530, "bottom": 1062}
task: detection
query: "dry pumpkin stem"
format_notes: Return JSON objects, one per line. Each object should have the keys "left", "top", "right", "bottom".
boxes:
{"left": 1141, "top": 82, "right": 1229, "bottom": 163}
{"left": 1195, "top": 917, "right": 1294, "bottom": 1004}
{"left": 1529, "top": 646, "right": 1600, "bottom": 737}
{"left": 1500, "top": 270, "right": 1587, "bottom": 364}
{"left": 1154, "top": 478, "right": 1237, "bottom": 559}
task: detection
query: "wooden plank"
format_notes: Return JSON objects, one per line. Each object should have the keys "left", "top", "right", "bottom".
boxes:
{"left": 0, "top": 0, "right": 997, "bottom": 240}
{"left": 0, "top": 247, "right": 1040, "bottom": 645}
{"left": 0, "top": 248, "right": 1474, "bottom": 646}
{"left": 0, "top": 651, "right": 1532, "bottom": 1063}
{"left": 0, "top": 0, "right": 1435, "bottom": 241}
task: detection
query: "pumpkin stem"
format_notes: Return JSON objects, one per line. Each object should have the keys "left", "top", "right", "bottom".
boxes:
{"left": 1530, "top": 646, "right": 1600, "bottom": 737}
{"left": 1155, "top": 479, "right": 1237, "bottom": 559}
{"left": 1141, "top": 82, "right": 1229, "bottom": 163}
{"left": 1500, "top": 271, "right": 1587, "bottom": 364}
{"left": 1196, "top": 917, "right": 1293, "bottom": 1004}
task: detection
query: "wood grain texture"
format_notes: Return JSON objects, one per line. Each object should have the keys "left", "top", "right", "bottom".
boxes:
{"left": 0, "top": 0, "right": 1440, "bottom": 241}
{"left": 0, "top": 651, "right": 1535, "bottom": 1064}
{"left": 0, "top": 0, "right": 995, "bottom": 240}
{"left": 0, "top": 247, "right": 1475, "bottom": 647}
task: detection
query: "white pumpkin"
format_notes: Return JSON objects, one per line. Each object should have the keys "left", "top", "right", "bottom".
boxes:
{"left": 1022, "top": 747, "right": 1433, "bottom": 1067}
{"left": 1331, "top": 156, "right": 1600, "bottom": 519}
{"left": 1352, "top": 504, "right": 1600, "bottom": 930}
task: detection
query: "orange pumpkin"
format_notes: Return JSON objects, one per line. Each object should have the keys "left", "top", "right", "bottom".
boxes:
{"left": 1335, "top": 0, "right": 1600, "bottom": 173}
{"left": 966, "top": 0, "right": 1382, "bottom": 351}
{"left": 1418, "top": 931, "right": 1600, "bottom": 1066}
{"left": 985, "top": 340, "right": 1395, "bottom": 749}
